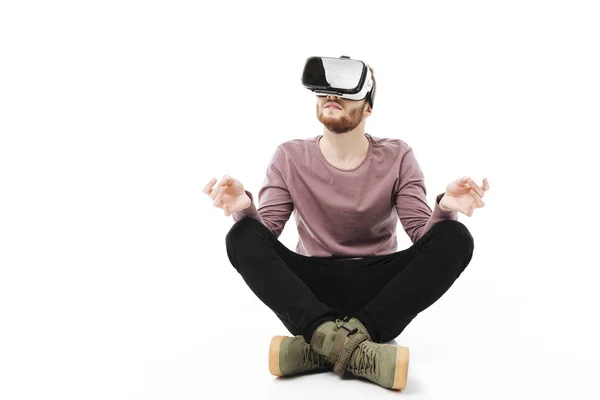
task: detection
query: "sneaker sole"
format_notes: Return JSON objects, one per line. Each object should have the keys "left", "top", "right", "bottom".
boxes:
{"left": 269, "top": 335, "right": 285, "bottom": 376}
{"left": 392, "top": 346, "right": 410, "bottom": 390}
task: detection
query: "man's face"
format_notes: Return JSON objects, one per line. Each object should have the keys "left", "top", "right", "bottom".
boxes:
{"left": 316, "top": 96, "right": 370, "bottom": 134}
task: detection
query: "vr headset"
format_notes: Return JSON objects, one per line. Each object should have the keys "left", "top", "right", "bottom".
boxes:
{"left": 301, "top": 55, "right": 376, "bottom": 109}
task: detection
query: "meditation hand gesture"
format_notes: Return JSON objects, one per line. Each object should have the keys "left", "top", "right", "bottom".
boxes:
{"left": 203, "top": 175, "right": 252, "bottom": 217}
{"left": 439, "top": 177, "right": 490, "bottom": 217}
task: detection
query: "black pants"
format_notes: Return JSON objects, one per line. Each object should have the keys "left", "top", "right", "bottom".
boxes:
{"left": 225, "top": 217, "right": 474, "bottom": 343}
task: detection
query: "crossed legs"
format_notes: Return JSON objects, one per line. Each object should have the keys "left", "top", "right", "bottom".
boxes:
{"left": 225, "top": 217, "right": 474, "bottom": 343}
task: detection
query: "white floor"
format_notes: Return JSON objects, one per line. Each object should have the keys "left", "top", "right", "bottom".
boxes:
{"left": 130, "top": 280, "right": 599, "bottom": 400}
{"left": 193, "top": 283, "right": 598, "bottom": 400}
{"left": 3, "top": 217, "right": 599, "bottom": 400}
{"left": 132, "top": 224, "right": 599, "bottom": 400}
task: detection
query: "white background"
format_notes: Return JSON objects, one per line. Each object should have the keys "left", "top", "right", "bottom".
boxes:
{"left": 1, "top": 1, "right": 599, "bottom": 399}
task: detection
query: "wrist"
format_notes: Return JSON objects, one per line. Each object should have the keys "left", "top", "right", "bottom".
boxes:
{"left": 438, "top": 193, "right": 451, "bottom": 212}
{"left": 242, "top": 193, "right": 252, "bottom": 210}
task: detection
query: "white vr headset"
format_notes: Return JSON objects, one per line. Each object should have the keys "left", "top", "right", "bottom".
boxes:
{"left": 301, "top": 55, "right": 376, "bottom": 109}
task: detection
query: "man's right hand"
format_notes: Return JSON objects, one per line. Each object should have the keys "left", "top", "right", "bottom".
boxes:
{"left": 203, "top": 175, "right": 251, "bottom": 217}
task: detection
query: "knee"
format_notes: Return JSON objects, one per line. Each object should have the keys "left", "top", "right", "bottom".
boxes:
{"left": 225, "top": 217, "right": 262, "bottom": 249}
{"left": 225, "top": 218, "right": 262, "bottom": 271}
{"left": 225, "top": 217, "right": 273, "bottom": 257}
{"left": 434, "top": 219, "right": 474, "bottom": 256}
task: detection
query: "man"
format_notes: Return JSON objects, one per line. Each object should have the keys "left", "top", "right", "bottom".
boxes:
{"left": 203, "top": 56, "right": 489, "bottom": 391}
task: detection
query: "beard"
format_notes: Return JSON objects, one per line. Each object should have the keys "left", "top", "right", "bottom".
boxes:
{"left": 316, "top": 103, "right": 364, "bottom": 134}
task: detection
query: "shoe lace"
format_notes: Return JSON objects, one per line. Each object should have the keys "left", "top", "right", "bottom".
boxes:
{"left": 347, "top": 343, "right": 377, "bottom": 375}
{"left": 301, "top": 343, "right": 329, "bottom": 367}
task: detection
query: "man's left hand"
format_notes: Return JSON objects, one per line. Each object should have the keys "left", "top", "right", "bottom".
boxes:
{"left": 439, "top": 176, "right": 490, "bottom": 217}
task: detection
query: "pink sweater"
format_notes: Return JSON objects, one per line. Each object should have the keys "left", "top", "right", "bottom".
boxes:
{"left": 233, "top": 133, "right": 458, "bottom": 259}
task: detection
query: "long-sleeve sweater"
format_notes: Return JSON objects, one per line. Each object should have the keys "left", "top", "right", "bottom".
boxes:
{"left": 232, "top": 133, "right": 458, "bottom": 259}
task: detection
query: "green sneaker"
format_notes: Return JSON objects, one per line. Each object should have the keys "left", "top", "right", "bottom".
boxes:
{"left": 345, "top": 340, "right": 410, "bottom": 390}
{"left": 310, "top": 317, "right": 409, "bottom": 390}
{"left": 269, "top": 335, "right": 332, "bottom": 377}
{"left": 309, "top": 317, "right": 371, "bottom": 364}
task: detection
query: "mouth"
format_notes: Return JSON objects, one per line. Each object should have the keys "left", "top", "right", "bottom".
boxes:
{"left": 324, "top": 103, "right": 342, "bottom": 110}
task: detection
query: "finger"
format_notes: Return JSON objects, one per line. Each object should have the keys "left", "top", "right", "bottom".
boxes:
{"left": 220, "top": 176, "right": 233, "bottom": 188}
{"left": 483, "top": 178, "right": 490, "bottom": 191}
{"left": 213, "top": 185, "right": 226, "bottom": 207}
{"left": 456, "top": 176, "right": 470, "bottom": 186}
{"left": 467, "top": 178, "right": 484, "bottom": 197}
{"left": 470, "top": 189, "right": 486, "bottom": 208}
{"left": 223, "top": 204, "right": 230, "bottom": 216}
{"left": 464, "top": 205, "right": 474, "bottom": 217}
{"left": 203, "top": 178, "right": 217, "bottom": 195}
{"left": 209, "top": 181, "right": 225, "bottom": 200}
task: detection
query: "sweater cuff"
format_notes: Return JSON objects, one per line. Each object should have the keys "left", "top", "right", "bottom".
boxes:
{"left": 232, "top": 190, "right": 262, "bottom": 222}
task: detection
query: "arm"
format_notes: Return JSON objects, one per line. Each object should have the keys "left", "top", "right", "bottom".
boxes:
{"left": 232, "top": 145, "right": 294, "bottom": 238}
{"left": 394, "top": 146, "right": 458, "bottom": 243}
